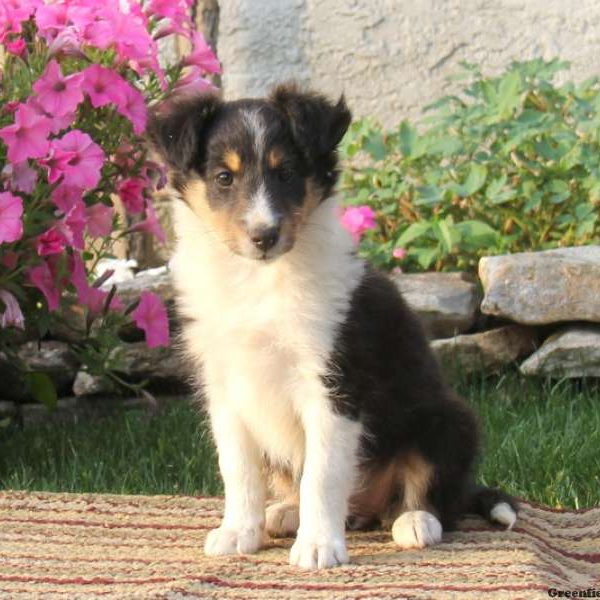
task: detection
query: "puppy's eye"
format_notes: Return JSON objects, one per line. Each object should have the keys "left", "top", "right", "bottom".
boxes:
{"left": 216, "top": 171, "right": 233, "bottom": 187}
{"left": 278, "top": 166, "right": 294, "bottom": 182}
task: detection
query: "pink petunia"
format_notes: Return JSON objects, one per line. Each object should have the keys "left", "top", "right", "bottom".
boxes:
{"left": 70, "top": 252, "right": 123, "bottom": 314}
{"left": 86, "top": 202, "right": 114, "bottom": 237}
{"left": 340, "top": 205, "right": 377, "bottom": 243}
{"left": 47, "top": 26, "right": 85, "bottom": 58}
{"left": 32, "top": 60, "right": 84, "bottom": 117}
{"left": 0, "top": 103, "right": 52, "bottom": 162}
{"left": 1, "top": 161, "right": 38, "bottom": 194}
{"left": 0, "top": 289, "right": 25, "bottom": 329}
{"left": 28, "top": 261, "right": 60, "bottom": 311}
{"left": 26, "top": 97, "right": 75, "bottom": 134}
{"left": 114, "top": 83, "right": 147, "bottom": 134}
{"left": 40, "top": 146, "right": 77, "bottom": 184}
{"left": 5, "top": 37, "right": 27, "bottom": 57}
{"left": 131, "top": 291, "right": 170, "bottom": 348}
{"left": 81, "top": 64, "right": 127, "bottom": 108}
{"left": 49, "top": 130, "right": 105, "bottom": 190}
{"left": 0, "top": 191, "right": 24, "bottom": 244}
{"left": 392, "top": 247, "right": 407, "bottom": 260}
{"left": 130, "top": 202, "right": 166, "bottom": 242}
{"left": 0, "top": 0, "right": 38, "bottom": 41}
{"left": 173, "top": 66, "right": 218, "bottom": 96}
{"left": 34, "top": 2, "right": 69, "bottom": 43}
{"left": 51, "top": 184, "right": 82, "bottom": 213}
{"left": 37, "top": 227, "right": 66, "bottom": 256}
{"left": 59, "top": 200, "right": 86, "bottom": 249}
{"left": 182, "top": 31, "right": 221, "bottom": 74}
{"left": 118, "top": 177, "right": 146, "bottom": 214}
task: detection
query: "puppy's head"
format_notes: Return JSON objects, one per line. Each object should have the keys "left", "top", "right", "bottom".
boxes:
{"left": 149, "top": 84, "right": 351, "bottom": 261}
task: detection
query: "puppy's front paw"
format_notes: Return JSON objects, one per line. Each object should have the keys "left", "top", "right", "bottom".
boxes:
{"left": 392, "top": 510, "right": 442, "bottom": 549}
{"left": 289, "top": 535, "right": 349, "bottom": 569}
{"left": 204, "top": 525, "right": 263, "bottom": 556}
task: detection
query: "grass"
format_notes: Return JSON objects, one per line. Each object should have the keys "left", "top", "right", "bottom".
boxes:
{"left": 1, "top": 372, "right": 598, "bottom": 508}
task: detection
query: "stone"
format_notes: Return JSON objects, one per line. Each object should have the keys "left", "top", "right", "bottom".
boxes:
{"left": 73, "top": 343, "right": 188, "bottom": 396}
{"left": 479, "top": 246, "right": 600, "bottom": 325}
{"left": 520, "top": 325, "right": 600, "bottom": 378}
{"left": 72, "top": 371, "right": 111, "bottom": 397}
{"left": 392, "top": 272, "right": 481, "bottom": 338}
{"left": 431, "top": 325, "right": 538, "bottom": 374}
{"left": 101, "top": 265, "right": 175, "bottom": 306}
{"left": 0, "top": 401, "right": 16, "bottom": 416}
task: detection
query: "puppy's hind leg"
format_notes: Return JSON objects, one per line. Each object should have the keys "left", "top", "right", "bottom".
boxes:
{"left": 266, "top": 469, "right": 299, "bottom": 538}
{"left": 391, "top": 452, "right": 443, "bottom": 549}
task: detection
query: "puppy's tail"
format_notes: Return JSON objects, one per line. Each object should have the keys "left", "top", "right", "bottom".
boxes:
{"left": 466, "top": 485, "right": 518, "bottom": 529}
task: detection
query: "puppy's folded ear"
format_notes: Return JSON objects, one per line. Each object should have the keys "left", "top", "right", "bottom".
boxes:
{"left": 147, "top": 94, "right": 221, "bottom": 173}
{"left": 270, "top": 83, "right": 351, "bottom": 162}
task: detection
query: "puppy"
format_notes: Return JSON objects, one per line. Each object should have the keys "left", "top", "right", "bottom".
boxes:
{"left": 149, "top": 84, "right": 517, "bottom": 569}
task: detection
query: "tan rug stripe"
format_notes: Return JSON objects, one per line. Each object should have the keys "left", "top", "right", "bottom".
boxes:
{"left": 0, "top": 491, "right": 598, "bottom": 599}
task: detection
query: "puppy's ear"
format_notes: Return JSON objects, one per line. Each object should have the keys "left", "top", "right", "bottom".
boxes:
{"left": 147, "top": 94, "right": 221, "bottom": 173}
{"left": 270, "top": 83, "right": 351, "bottom": 162}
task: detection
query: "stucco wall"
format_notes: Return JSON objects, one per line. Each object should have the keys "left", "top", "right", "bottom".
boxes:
{"left": 218, "top": 0, "right": 600, "bottom": 126}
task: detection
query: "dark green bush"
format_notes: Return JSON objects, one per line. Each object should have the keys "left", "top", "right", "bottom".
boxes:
{"left": 340, "top": 59, "right": 600, "bottom": 272}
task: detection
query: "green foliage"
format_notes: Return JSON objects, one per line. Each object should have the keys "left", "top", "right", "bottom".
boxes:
{"left": 340, "top": 59, "right": 600, "bottom": 271}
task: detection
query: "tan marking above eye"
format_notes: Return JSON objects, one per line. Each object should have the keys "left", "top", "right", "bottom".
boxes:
{"left": 267, "top": 148, "right": 284, "bottom": 169}
{"left": 223, "top": 150, "right": 242, "bottom": 173}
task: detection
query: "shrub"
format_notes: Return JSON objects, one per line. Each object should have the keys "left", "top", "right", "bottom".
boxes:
{"left": 339, "top": 59, "right": 600, "bottom": 272}
{"left": 0, "top": 0, "right": 220, "bottom": 404}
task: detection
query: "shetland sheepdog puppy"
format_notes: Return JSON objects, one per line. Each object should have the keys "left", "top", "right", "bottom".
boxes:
{"left": 149, "top": 84, "right": 517, "bottom": 569}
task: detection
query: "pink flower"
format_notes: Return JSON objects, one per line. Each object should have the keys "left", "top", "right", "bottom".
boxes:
{"left": 393, "top": 247, "right": 407, "bottom": 260}
{"left": 145, "top": 0, "right": 191, "bottom": 33}
{"left": 131, "top": 291, "right": 170, "bottom": 348}
{"left": 32, "top": 60, "right": 84, "bottom": 117}
{"left": 86, "top": 203, "right": 114, "bottom": 237}
{"left": 28, "top": 261, "right": 60, "bottom": 311}
{"left": 0, "top": 103, "right": 52, "bottom": 162}
{"left": 0, "top": 289, "right": 24, "bottom": 329}
{"left": 40, "top": 146, "right": 77, "bottom": 184}
{"left": 51, "top": 184, "right": 82, "bottom": 213}
{"left": 1, "top": 161, "right": 37, "bottom": 194}
{"left": 37, "top": 227, "right": 65, "bottom": 256}
{"left": 59, "top": 200, "right": 86, "bottom": 249}
{"left": 69, "top": 252, "right": 122, "bottom": 314}
{"left": 49, "top": 130, "right": 105, "bottom": 190}
{"left": 5, "top": 37, "right": 27, "bottom": 57}
{"left": 115, "top": 83, "right": 147, "bottom": 134}
{"left": 26, "top": 97, "right": 75, "bottom": 134}
{"left": 118, "top": 178, "right": 146, "bottom": 214}
{"left": 182, "top": 32, "right": 221, "bottom": 74}
{"left": 48, "top": 26, "right": 85, "bottom": 58}
{"left": 130, "top": 202, "right": 166, "bottom": 242}
{"left": 340, "top": 205, "right": 377, "bottom": 243}
{"left": 81, "top": 64, "right": 125, "bottom": 108}
{"left": 34, "top": 2, "right": 69, "bottom": 43}
{"left": 173, "top": 66, "right": 218, "bottom": 96}
{"left": 0, "top": 191, "right": 24, "bottom": 244}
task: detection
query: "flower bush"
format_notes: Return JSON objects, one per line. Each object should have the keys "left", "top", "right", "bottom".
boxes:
{"left": 0, "top": 0, "right": 220, "bottom": 403}
{"left": 340, "top": 59, "right": 600, "bottom": 272}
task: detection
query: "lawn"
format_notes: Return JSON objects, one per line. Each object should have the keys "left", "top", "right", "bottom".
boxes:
{"left": 1, "top": 372, "right": 598, "bottom": 509}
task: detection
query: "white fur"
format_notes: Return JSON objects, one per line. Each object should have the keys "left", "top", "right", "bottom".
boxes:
{"left": 392, "top": 510, "right": 443, "bottom": 549}
{"left": 245, "top": 182, "right": 278, "bottom": 230}
{"left": 490, "top": 502, "right": 517, "bottom": 529}
{"left": 172, "top": 195, "right": 365, "bottom": 568}
{"left": 242, "top": 109, "right": 266, "bottom": 158}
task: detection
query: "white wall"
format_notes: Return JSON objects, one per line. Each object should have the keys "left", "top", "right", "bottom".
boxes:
{"left": 218, "top": 0, "right": 600, "bottom": 126}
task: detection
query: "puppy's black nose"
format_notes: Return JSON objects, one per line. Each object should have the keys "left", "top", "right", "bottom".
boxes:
{"left": 250, "top": 226, "right": 280, "bottom": 252}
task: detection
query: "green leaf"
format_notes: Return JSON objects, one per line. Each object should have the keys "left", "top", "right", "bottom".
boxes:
{"left": 25, "top": 372, "right": 57, "bottom": 410}
{"left": 396, "top": 222, "right": 432, "bottom": 246}
{"left": 432, "top": 220, "right": 454, "bottom": 252}
{"left": 363, "top": 131, "right": 388, "bottom": 161}
{"left": 455, "top": 220, "right": 499, "bottom": 246}
{"left": 412, "top": 246, "right": 439, "bottom": 269}
{"left": 399, "top": 121, "right": 417, "bottom": 157}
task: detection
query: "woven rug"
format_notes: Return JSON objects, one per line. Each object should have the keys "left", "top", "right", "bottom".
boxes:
{"left": 1, "top": 492, "right": 598, "bottom": 599}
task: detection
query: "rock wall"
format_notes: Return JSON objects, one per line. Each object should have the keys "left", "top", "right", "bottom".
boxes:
{"left": 218, "top": 0, "right": 600, "bottom": 125}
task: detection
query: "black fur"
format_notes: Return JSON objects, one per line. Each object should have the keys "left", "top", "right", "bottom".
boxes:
{"left": 325, "top": 266, "right": 510, "bottom": 529}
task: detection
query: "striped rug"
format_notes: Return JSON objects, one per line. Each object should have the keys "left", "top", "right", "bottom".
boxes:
{"left": 1, "top": 492, "right": 598, "bottom": 599}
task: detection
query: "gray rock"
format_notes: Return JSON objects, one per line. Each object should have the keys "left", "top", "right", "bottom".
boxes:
{"left": 520, "top": 325, "right": 600, "bottom": 378}
{"left": 73, "top": 343, "right": 187, "bottom": 396}
{"left": 102, "top": 266, "right": 175, "bottom": 306}
{"left": 431, "top": 325, "right": 538, "bottom": 374}
{"left": 392, "top": 272, "right": 481, "bottom": 338}
{"left": 479, "top": 246, "right": 600, "bottom": 325}
{"left": 72, "top": 371, "right": 111, "bottom": 397}
{"left": 0, "top": 401, "right": 16, "bottom": 415}
{"left": 17, "top": 341, "right": 79, "bottom": 396}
